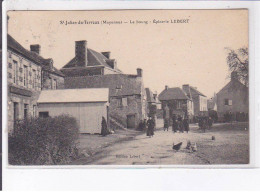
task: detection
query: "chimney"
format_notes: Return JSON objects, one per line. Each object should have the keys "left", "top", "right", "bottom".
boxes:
{"left": 30, "top": 44, "right": 41, "bottom": 55}
{"left": 137, "top": 68, "right": 143, "bottom": 77}
{"left": 182, "top": 84, "right": 191, "bottom": 98}
{"left": 75, "top": 40, "right": 88, "bottom": 67}
{"left": 102, "top": 51, "right": 111, "bottom": 59}
{"left": 165, "top": 85, "right": 168, "bottom": 90}
{"left": 231, "top": 71, "right": 238, "bottom": 81}
{"left": 106, "top": 59, "right": 117, "bottom": 69}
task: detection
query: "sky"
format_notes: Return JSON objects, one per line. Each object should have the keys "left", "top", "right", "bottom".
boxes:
{"left": 7, "top": 10, "right": 248, "bottom": 97}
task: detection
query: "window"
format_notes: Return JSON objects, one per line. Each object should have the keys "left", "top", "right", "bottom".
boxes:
{"left": 122, "top": 97, "right": 127, "bottom": 106}
{"left": 8, "top": 72, "right": 12, "bottom": 79}
{"left": 24, "top": 104, "right": 28, "bottom": 119}
{"left": 224, "top": 99, "right": 229, "bottom": 105}
{"left": 53, "top": 79, "right": 57, "bottom": 90}
{"left": 117, "top": 98, "right": 122, "bottom": 107}
{"left": 177, "top": 101, "right": 182, "bottom": 109}
{"left": 39, "top": 112, "right": 49, "bottom": 118}
{"left": 8, "top": 63, "right": 12, "bottom": 69}
{"left": 24, "top": 65, "right": 28, "bottom": 87}
{"left": 225, "top": 99, "right": 232, "bottom": 106}
{"left": 32, "top": 69, "right": 36, "bottom": 89}
{"left": 33, "top": 105, "right": 37, "bottom": 117}
{"left": 13, "top": 60, "right": 18, "bottom": 84}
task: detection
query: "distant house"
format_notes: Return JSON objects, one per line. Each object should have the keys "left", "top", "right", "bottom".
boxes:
{"left": 64, "top": 69, "right": 147, "bottom": 129}
{"left": 207, "top": 93, "right": 217, "bottom": 111}
{"left": 216, "top": 71, "right": 249, "bottom": 121}
{"left": 7, "top": 34, "right": 64, "bottom": 133}
{"left": 145, "top": 88, "right": 160, "bottom": 117}
{"left": 158, "top": 86, "right": 193, "bottom": 122}
{"left": 182, "top": 84, "right": 207, "bottom": 117}
{"left": 37, "top": 88, "right": 109, "bottom": 134}
{"left": 60, "top": 40, "right": 122, "bottom": 77}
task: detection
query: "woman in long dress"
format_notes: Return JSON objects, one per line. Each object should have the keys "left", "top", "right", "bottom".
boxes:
{"left": 172, "top": 114, "right": 178, "bottom": 133}
{"left": 147, "top": 117, "right": 154, "bottom": 137}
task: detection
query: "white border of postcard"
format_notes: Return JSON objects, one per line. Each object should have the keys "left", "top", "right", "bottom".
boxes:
{"left": 2, "top": 0, "right": 260, "bottom": 190}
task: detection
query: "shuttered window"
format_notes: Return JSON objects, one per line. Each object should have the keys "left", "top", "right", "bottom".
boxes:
{"left": 122, "top": 97, "right": 127, "bottom": 106}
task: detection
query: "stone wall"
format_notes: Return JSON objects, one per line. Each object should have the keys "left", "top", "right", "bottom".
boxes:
{"left": 42, "top": 71, "right": 64, "bottom": 90}
{"left": 7, "top": 84, "right": 41, "bottom": 133}
{"left": 109, "top": 95, "right": 143, "bottom": 128}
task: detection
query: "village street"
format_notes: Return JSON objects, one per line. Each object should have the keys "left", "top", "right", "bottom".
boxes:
{"left": 75, "top": 121, "right": 249, "bottom": 165}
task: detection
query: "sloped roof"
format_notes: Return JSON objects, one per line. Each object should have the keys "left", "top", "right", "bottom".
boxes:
{"left": 64, "top": 74, "right": 142, "bottom": 97}
{"left": 217, "top": 79, "right": 248, "bottom": 95}
{"left": 190, "top": 86, "right": 206, "bottom": 97}
{"left": 38, "top": 88, "right": 109, "bottom": 103}
{"left": 145, "top": 88, "right": 156, "bottom": 103}
{"left": 158, "top": 87, "right": 190, "bottom": 101}
{"left": 62, "top": 47, "right": 122, "bottom": 71}
{"left": 7, "top": 34, "right": 64, "bottom": 77}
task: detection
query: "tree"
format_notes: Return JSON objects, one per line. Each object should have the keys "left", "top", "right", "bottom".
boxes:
{"left": 226, "top": 47, "right": 248, "bottom": 87}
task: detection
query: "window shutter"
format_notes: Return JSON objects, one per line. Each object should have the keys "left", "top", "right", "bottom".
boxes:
{"left": 122, "top": 97, "right": 127, "bottom": 106}
{"left": 229, "top": 100, "right": 232, "bottom": 106}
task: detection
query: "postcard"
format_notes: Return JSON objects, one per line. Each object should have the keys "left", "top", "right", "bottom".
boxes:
{"left": 5, "top": 9, "right": 250, "bottom": 166}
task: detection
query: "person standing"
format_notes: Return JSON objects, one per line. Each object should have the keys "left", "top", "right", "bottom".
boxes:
{"left": 172, "top": 114, "right": 178, "bottom": 133}
{"left": 147, "top": 117, "right": 154, "bottom": 137}
{"left": 164, "top": 118, "right": 169, "bottom": 131}
{"left": 183, "top": 115, "right": 189, "bottom": 133}
{"left": 178, "top": 115, "right": 184, "bottom": 133}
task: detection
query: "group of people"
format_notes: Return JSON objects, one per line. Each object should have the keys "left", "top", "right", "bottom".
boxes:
{"left": 137, "top": 116, "right": 156, "bottom": 138}
{"left": 164, "top": 114, "right": 189, "bottom": 133}
{"left": 198, "top": 116, "right": 213, "bottom": 131}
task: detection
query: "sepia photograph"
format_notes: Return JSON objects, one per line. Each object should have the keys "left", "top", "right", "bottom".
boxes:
{"left": 6, "top": 9, "right": 249, "bottom": 166}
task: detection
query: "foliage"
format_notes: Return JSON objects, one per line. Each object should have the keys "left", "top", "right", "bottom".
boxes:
{"left": 226, "top": 47, "right": 248, "bottom": 86}
{"left": 209, "top": 110, "right": 218, "bottom": 123}
{"left": 9, "top": 115, "right": 79, "bottom": 165}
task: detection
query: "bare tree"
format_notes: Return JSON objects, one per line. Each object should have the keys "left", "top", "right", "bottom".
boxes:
{"left": 226, "top": 47, "right": 248, "bottom": 87}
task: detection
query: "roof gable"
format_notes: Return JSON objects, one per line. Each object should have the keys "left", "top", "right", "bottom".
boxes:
{"left": 158, "top": 87, "right": 189, "bottom": 101}
{"left": 217, "top": 79, "right": 248, "bottom": 95}
{"left": 8, "top": 34, "right": 64, "bottom": 77}
{"left": 190, "top": 86, "right": 206, "bottom": 97}
{"left": 62, "top": 48, "right": 122, "bottom": 71}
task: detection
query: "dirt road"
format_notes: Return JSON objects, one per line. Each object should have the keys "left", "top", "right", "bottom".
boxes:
{"left": 78, "top": 122, "right": 249, "bottom": 165}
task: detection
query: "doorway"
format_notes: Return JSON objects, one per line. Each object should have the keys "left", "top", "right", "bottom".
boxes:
{"left": 127, "top": 114, "right": 136, "bottom": 128}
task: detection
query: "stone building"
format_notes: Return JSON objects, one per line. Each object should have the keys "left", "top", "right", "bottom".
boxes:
{"left": 182, "top": 84, "right": 207, "bottom": 117}
{"left": 60, "top": 40, "right": 122, "bottom": 77}
{"left": 64, "top": 69, "right": 147, "bottom": 129}
{"left": 216, "top": 71, "right": 249, "bottom": 121}
{"left": 145, "top": 88, "right": 161, "bottom": 117}
{"left": 7, "top": 34, "right": 64, "bottom": 132}
{"left": 158, "top": 86, "right": 194, "bottom": 123}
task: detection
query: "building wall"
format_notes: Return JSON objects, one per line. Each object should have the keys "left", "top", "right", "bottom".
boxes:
{"left": 109, "top": 95, "right": 143, "bottom": 128}
{"left": 193, "top": 95, "right": 208, "bottom": 116}
{"left": 38, "top": 102, "right": 108, "bottom": 134}
{"left": 7, "top": 50, "right": 41, "bottom": 91}
{"left": 42, "top": 71, "right": 64, "bottom": 90}
{"left": 216, "top": 81, "right": 249, "bottom": 119}
{"left": 161, "top": 99, "right": 192, "bottom": 123}
{"left": 7, "top": 50, "right": 42, "bottom": 133}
